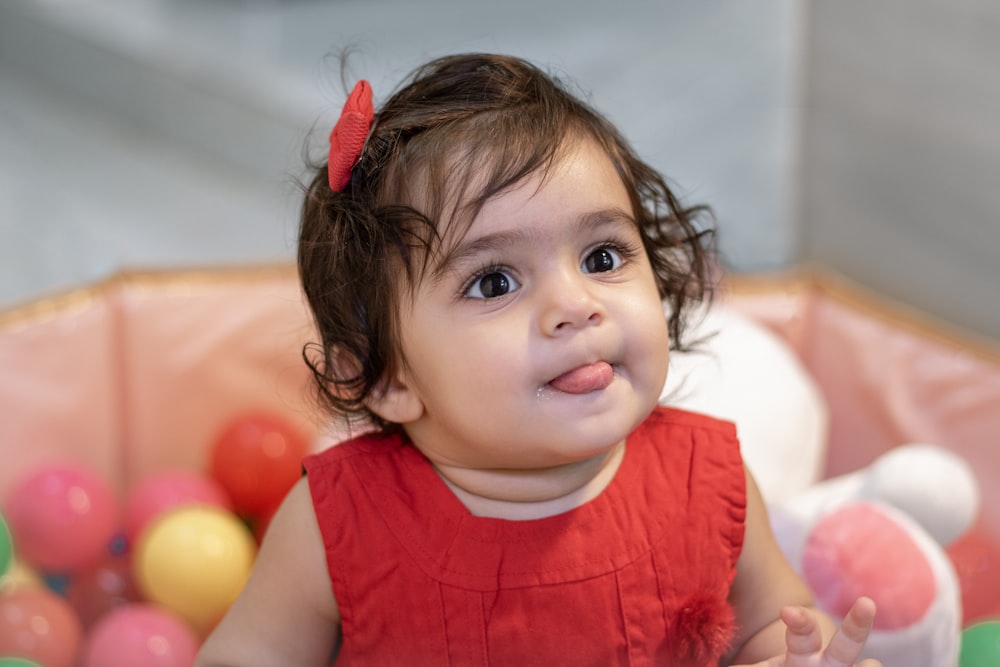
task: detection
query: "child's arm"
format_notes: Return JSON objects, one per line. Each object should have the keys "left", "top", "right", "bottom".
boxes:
{"left": 724, "top": 468, "right": 881, "bottom": 666}
{"left": 196, "top": 478, "right": 340, "bottom": 667}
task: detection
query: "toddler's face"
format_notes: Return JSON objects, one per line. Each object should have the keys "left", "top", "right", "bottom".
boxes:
{"left": 392, "top": 137, "right": 671, "bottom": 472}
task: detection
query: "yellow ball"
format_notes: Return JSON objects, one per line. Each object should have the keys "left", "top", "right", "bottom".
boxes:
{"left": 134, "top": 505, "right": 256, "bottom": 633}
{"left": 0, "top": 559, "right": 43, "bottom": 594}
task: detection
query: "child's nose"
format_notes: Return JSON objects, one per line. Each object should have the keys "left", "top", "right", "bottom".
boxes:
{"left": 538, "top": 272, "right": 605, "bottom": 335}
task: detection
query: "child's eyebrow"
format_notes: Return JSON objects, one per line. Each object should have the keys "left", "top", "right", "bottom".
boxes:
{"left": 439, "top": 207, "right": 635, "bottom": 273}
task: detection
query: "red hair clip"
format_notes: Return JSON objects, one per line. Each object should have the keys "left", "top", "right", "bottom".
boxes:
{"left": 328, "top": 80, "right": 374, "bottom": 192}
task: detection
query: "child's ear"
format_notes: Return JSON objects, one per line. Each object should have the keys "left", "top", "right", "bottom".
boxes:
{"left": 365, "top": 372, "right": 424, "bottom": 425}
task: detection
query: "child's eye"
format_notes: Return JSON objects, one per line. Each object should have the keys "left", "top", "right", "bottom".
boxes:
{"left": 464, "top": 269, "right": 521, "bottom": 299}
{"left": 582, "top": 246, "right": 625, "bottom": 274}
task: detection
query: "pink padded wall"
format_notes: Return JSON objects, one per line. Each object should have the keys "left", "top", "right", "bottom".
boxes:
{"left": 1, "top": 266, "right": 997, "bottom": 543}
{"left": 726, "top": 271, "right": 1000, "bottom": 543}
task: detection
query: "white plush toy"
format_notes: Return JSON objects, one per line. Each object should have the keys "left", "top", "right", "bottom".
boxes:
{"left": 663, "top": 303, "right": 830, "bottom": 504}
{"left": 665, "top": 303, "right": 977, "bottom": 667}
{"left": 770, "top": 444, "right": 978, "bottom": 667}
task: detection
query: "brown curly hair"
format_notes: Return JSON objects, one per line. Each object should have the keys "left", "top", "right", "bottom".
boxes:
{"left": 298, "top": 53, "right": 716, "bottom": 431}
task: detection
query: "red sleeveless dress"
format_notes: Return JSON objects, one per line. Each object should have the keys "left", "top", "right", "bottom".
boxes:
{"left": 303, "top": 406, "right": 747, "bottom": 666}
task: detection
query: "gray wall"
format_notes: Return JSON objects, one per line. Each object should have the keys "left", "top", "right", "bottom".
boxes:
{"left": 800, "top": 0, "right": 1000, "bottom": 341}
{"left": 0, "top": 0, "right": 801, "bottom": 308}
{"left": 1, "top": 0, "right": 998, "bottom": 342}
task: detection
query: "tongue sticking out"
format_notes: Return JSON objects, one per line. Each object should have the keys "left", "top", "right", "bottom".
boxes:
{"left": 549, "top": 362, "right": 614, "bottom": 394}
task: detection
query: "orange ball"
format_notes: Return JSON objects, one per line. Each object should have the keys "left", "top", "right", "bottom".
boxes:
{"left": 0, "top": 587, "right": 82, "bottom": 667}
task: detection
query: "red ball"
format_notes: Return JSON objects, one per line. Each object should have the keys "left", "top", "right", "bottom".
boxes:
{"left": 947, "top": 524, "right": 1000, "bottom": 625}
{"left": 209, "top": 411, "right": 309, "bottom": 518}
{"left": 65, "top": 553, "right": 140, "bottom": 630}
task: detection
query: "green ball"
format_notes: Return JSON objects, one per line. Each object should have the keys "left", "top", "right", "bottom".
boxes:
{"left": 0, "top": 512, "right": 12, "bottom": 577}
{"left": 0, "top": 659, "right": 43, "bottom": 667}
{"left": 960, "top": 621, "right": 1000, "bottom": 667}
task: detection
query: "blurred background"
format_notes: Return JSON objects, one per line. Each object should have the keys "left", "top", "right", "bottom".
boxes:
{"left": 1, "top": 0, "right": 998, "bottom": 342}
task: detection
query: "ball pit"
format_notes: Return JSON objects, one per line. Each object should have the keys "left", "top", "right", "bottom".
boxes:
{"left": 0, "top": 448, "right": 269, "bottom": 665}
{"left": 0, "top": 266, "right": 998, "bottom": 665}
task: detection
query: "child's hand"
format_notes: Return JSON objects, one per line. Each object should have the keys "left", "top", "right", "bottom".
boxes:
{"left": 737, "top": 597, "right": 881, "bottom": 667}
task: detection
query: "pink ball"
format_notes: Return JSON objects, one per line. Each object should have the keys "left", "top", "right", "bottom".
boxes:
{"left": 125, "top": 470, "right": 233, "bottom": 545}
{"left": 4, "top": 463, "right": 119, "bottom": 573}
{"left": 0, "top": 587, "right": 83, "bottom": 667}
{"left": 82, "top": 603, "right": 199, "bottom": 667}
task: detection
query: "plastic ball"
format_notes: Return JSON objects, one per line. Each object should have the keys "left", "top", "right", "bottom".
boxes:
{"left": 0, "top": 512, "right": 12, "bottom": 577}
{"left": 82, "top": 603, "right": 199, "bottom": 667}
{"left": 209, "top": 411, "right": 309, "bottom": 518}
{"left": 3, "top": 463, "right": 118, "bottom": 573}
{"left": 0, "top": 560, "right": 43, "bottom": 595}
{"left": 133, "top": 505, "right": 256, "bottom": 633}
{"left": 0, "top": 587, "right": 82, "bottom": 667}
{"left": 959, "top": 621, "right": 1000, "bottom": 667}
{"left": 65, "top": 553, "right": 140, "bottom": 629}
{"left": 125, "top": 469, "right": 233, "bottom": 545}
{"left": 947, "top": 525, "right": 1000, "bottom": 624}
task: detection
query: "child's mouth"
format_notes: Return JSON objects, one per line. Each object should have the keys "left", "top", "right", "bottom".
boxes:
{"left": 548, "top": 361, "right": 614, "bottom": 394}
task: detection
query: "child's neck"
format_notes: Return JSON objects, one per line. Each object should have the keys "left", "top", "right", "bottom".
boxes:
{"left": 433, "top": 441, "right": 626, "bottom": 520}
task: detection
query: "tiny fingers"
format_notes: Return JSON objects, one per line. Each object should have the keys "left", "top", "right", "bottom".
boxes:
{"left": 779, "top": 598, "right": 878, "bottom": 667}
{"left": 823, "top": 597, "right": 877, "bottom": 666}
{"left": 780, "top": 605, "right": 823, "bottom": 665}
